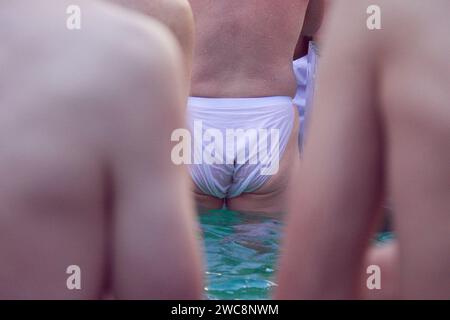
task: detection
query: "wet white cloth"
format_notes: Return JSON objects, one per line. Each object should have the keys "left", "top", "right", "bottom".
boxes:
{"left": 187, "top": 96, "right": 295, "bottom": 199}
{"left": 293, "top": 41, "right": 319, "bottom": 151}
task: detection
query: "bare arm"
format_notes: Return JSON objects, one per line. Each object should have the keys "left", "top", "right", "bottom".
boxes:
{"left": 301, "top": 0, "right": 324, "bottom": 37}
{"left": 276, "top": 1, "right": 384, "bottom": 299}
{"left": 107, "top": 25, "right": 202, "bottom": 299}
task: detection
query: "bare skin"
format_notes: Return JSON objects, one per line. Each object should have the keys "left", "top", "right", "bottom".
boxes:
{"left": 189, "top": 0, "right": 309, "bottom": 214}
{"left": 276, "top": 0, "right": 450, "bottom": 299}
{"left": 294, "top": 0, "right": 331, "bottom": 59}
{"left": 362, "top": 243, "right": 399, "bottom": 300}
{"left": 308, "top": 0, "right": 332, "bottom": 46}
{"left": 296, "top": 0, "right": 400, "bottom": 299}
{"left": 301, "top": 0, "right": 326, "bottom": 38}
{"left": 0, "top": 0, "right": 203, "bottom": 299}
{"left": 108, "top": 0, "right": 195, "bottom": 86}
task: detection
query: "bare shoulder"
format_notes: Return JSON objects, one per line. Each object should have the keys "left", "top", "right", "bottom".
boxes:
{"left": 106, "top": 0, "right": 194, "bottom": 76}
{"left": 87, "top": 1, "right": 185, "bottom": 140}
{"left": 151, "top": 0, "right": 195, "bottom": 55}
{"left": 90, "top": 0, "right": 183, "bottom": 74}
{"left": 108, "top": 0, "right": 194, "bottom": 36}
{"left": 155, "top": 0, "right": 194, "bottom": 42}
{"left": 163, "top": 0, "right": 193, "bottom": 17}
{"left": 77, "top": 1, "right": 184, "bottom": 123}
{"left": 2, "top": 0, "right": 183, "bottom": 143}
{"left": 66, "top": 0, "right": 183, "bottom": 109}
{"left": 2, "top": 0, "right": 182, "bottom": 95}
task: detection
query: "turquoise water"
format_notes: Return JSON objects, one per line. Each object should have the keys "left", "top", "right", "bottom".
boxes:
{"left": 199, "top": 208, "right": 395, "bottom": 300}
{"left": 199, "top": 209, "right": 283, "bottom": 300}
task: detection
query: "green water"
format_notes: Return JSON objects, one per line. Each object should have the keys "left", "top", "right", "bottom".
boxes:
{"left": 199, "top": 209, "right": 395, "bottom": 300}
{"left": 199, "top": 209, "right": 282, "bottom": 300}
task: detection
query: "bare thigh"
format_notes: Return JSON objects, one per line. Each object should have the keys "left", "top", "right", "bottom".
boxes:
{"left": 193, "top": 184, "right": 224, "bottom": 212}
{"left": 227, "top": 106, "right": 300, "bottom": 214}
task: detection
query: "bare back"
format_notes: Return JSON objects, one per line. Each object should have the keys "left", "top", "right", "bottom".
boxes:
{"left": 189, "top": 0, "right": 309, "bottom": 97}
{"left": 0, "top": 1, "right": 202, "bottom": 299}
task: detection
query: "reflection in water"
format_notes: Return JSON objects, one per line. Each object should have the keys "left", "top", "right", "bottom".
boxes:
{"left": 199, "top": 209, "right": 283, "bottom": 300}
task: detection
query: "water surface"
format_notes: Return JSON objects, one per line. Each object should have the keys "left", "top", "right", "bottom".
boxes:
{"left": 200, "top": 209, "right": 282, "bottom": 300}
{"left": 199, "top": 209, "right": 394, "bottom": 300}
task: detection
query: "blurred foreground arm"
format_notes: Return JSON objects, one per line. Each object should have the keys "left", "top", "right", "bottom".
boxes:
{"left": 276, "top": 1, "right": 384, "bottom": 299}
{"left": 108, "top": 23, "right": 203, "bottom": 299}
